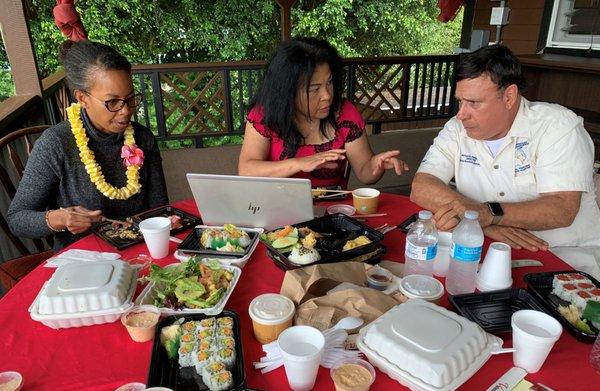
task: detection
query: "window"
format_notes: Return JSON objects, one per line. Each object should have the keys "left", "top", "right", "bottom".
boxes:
{"left": 546, "top": 0, "right": 600, "bottom": 50}
{"left": 0, "top": 31, "right": 15, "bottom": 102}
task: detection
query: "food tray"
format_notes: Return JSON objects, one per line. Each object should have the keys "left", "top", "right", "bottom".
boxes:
{"left": 263, "top": 213, "right": 385, "bottom": 271}
{"left": 357, "top": 299, "right": 503, "bottom": 391}
{"left": 399, "top": 213, "right": 418, "bottom": 233}
{"left": 135, "top": 206, "right": 202, "bottom": 234}
{"left": 177, "top": 226, "right": 261, "bottom": 258}
{"left": 524, "top": 270, "right": 600, "bottom": 343}
{"left": 147, "top": 310, "right": 245, "bottom": 390}
{"left": 135, "top": 263, "right": 241, "bottom": 316}
{"left": 92, "top": 206, "right": 201, "bottom": 250}
{"left": 312, "top": 185, "right": 348, "bottom": 201}
{"left": 449, "top": 288, "right": 549, "bottom": 334}
{"left": 29, "top": 261, "right": 138, "bottom": 329}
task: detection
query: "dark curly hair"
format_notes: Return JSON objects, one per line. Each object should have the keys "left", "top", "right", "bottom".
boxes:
{"left": 58, "top": 40, "right": 131, "bottom": 93}
{"left": 456, "top": 44, "right": 527, "bottom": 92}
{"left": 250, "top": 37, "right": 344, "bottom": 156}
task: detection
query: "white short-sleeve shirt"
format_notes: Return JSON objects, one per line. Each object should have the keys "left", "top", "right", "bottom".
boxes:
{"left": 417, "top": 98, "right": 600, "bottom": 248}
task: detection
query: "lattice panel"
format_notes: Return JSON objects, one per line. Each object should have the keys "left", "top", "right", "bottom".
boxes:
{"left": 160, "top": 71, "right": 226, "bottom": 134}
{"left": 353, "top": 64, "right": 405, "bottom": 121}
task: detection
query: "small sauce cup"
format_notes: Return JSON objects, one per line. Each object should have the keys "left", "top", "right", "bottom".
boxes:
{"left": 365, "top": 266, "right": 394, "bottom": 291}
{"left": 249, "top": 293, "right": 295, "bottom": 344}
{"left": 0, "top": 371, "right": 23, "bottom": 391}
{"left": 121, "top": 305, "right": 161, "bottom": 342}
{"left": 330, "top": 358, "right": 376, "bottom": 391}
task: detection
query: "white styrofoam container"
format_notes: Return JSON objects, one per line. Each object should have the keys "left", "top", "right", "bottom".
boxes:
{"left": 357, "top": 299, "right": 503, "bottom": 391}
{"left": 29, "top": 260, "right": 137, "bottom": 329}
{"left": 173, "top": 226, "right": 263, "bottom": 268}
{"left": 135, "top": 262, "right": 241, "bottom": 316}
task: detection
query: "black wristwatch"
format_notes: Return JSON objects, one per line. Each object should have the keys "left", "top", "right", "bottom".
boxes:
{"left": 486, "top": 202, "right": 504, "bottom": 225}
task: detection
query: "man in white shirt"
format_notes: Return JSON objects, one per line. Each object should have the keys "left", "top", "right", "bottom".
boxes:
{"left": 411, "top": 44, "right": 600, "bottom": 278}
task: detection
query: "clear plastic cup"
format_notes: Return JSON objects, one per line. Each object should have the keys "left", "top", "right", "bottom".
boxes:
{"left": 476, "top": 242, "right": 513, "bottom": 291}
{"left": 278, "top": 325, "right": 325, "bottom": 391}
{"left": 511, "top": 310, "right": 562, "bottom": 373}
{"left": 121, "top": 305, "right": 161, "bottom": 342}
{"left": 115, "top": 382, "right": 146, "bottom": 391}
{"left": 0, "top": 371, "right": 23, "bottom": 391}
{"left": 138, "top": 217, "right": 171, "bottom": 259}
{"left": 330, "top": 358, "right": 376, "bottom": 391}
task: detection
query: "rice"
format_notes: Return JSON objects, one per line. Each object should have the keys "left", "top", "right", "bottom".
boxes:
{"left": 207, "top": 370, "right": 233, "bottom": 391}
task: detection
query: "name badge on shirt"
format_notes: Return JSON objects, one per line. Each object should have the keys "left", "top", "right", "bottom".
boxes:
{"left": 460, "top": 154, "right": 480, "bottom": 166}
{"left": 514, "top": 139, "right": 531, "bottom": 175}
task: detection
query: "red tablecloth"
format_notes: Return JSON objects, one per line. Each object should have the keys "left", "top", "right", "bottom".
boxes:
{"left": 1, "top": 194, "right": 598, "bottom": 390}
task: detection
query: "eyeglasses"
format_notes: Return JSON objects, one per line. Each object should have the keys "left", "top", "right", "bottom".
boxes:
{"left": 84, "top": 91, "right": 143, "bottom": 112}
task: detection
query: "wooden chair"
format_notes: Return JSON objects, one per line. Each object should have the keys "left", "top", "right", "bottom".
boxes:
{"left": 0, "top": 125, "right": 54, "bottom": 291}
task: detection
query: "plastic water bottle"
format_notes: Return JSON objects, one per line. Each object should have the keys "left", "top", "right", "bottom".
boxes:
{"left": 404, "top": 210, "right": 438, "bottom": 277}
{"left": 446, "top": 210, "right": 484, "bottom": 295}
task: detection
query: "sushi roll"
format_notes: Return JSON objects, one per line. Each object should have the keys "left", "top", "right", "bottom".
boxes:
{"left": 577, "top": 282, "right": 596, "bottom": 291}
{"left": 182, "top": 320, "right": 199, "bottom": 333}
{"left": 217, "top": 316, "right": 233, "bottom": 328}
{"left": 198, "top": 338, "right": 214, "bottom": 352}
{"left": 588, "top": 289, "right": 600, "bottom": 303}
{"left": 202, "top": 361, "right": 227, "bottom": 385}
{"left": 216, "top": 326, "right": 234, "bottom": 338}
{"left": 207, "top": 370, "right": 233, "bottom": 391}
{"left": 181, "top": 332, "right": 196, "bottom": 344}
{"left": 214, "top": 347, "right": 236, "bottom": 368}
{"left": 216, "top": 336, "right": 235, "bottom": 350}
{"left": 288, "top": 245, "right": 320, "bottom": 265}
{"left": 572, "top": 290, "right": 592, "bottom": 311}
{"left": 552, "top": 283, "right": 578, "bottom": 302}
{"left": 552, "top": 274, "right": 573, "bottom": 290}
{"left": 193, "top": 349, "right": 212, "bottom": 373}
{"left": 200, "top": 317, "right": 217, "bottom": 329}
{"left": 178, "top": 343, "right": 196, "bottom": 367}
{"left": 198, "top": 328, "right": 215, "bottom": 339}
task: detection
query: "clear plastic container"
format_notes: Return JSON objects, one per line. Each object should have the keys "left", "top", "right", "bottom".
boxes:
{"left": 330, "top": 358, "right": 376, "bottom": 391}
{"left": 446, "top": 211, "right": 483, "bottom": 295}
{"left": 590, "top": 332, "right": 600, "bottom": 373}
{"left": 404, "top": 210, "right": 438, "bottom": 277}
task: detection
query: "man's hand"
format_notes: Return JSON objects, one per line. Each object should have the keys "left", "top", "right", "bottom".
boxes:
{"left": 483, "top": 225, "right": 548, "bottom": 251}
{"left": 433, "top": 199, "right": 492, "bottom": 231}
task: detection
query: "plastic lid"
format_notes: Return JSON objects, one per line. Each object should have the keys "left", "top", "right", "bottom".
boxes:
{"left": 327, "top": 204, "right": 356, "bottom": 216}
{"left": 418, "top": 210, "right": 432, "bottom": 220}
{"left": 0, "top": 371, "right": 22, "bottom": 391}
{"left": 399, "top": 275, "right": 444, "bottom": 301}
{"left": 249, "top": 293, "right": 295, "bottom": 325}
{"left": 464, "top": 210, "right": 479, "bottom": 219}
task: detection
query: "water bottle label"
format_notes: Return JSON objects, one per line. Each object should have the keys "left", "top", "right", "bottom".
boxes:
{"left": 405, "top": 242, "right": 437, "bottom": 261}
{"left": 450, "top": 243, "right": 482, "bottom": 262}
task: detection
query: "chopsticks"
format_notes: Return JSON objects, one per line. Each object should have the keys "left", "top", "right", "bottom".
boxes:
{"left": 352, "top": 213, "right": 387, "bottom": 218}
{"left": 102, "top": 217, "right": 129, "bottom": 226}
{"left": 312, "top": 189, "right": 353, "bottom": 194}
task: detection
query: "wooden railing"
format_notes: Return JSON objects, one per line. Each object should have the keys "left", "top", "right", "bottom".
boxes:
{"left": 129, "top": 54, "right": 458, "bottom": 146}
{"left": 1, "top": 54, "right": 458, "bottom": 144}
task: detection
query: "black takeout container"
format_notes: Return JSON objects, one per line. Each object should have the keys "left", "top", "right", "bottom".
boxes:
{"left": 524, "top": 270, "right": 600, "bottom": 343}
{"left": 147, "top": 310, "right": 245, "bottom": 390}
{"left": 92, "top": 206, "right": 201, "bottom": 250}
{"left": 449, "top": 288, "right": 550, "bottom": 334}
{"left": 177, "top": 227, "right": 259, "bottom": 257}
{"left": 263, "top": 213, "right": 386, "bottom": 271}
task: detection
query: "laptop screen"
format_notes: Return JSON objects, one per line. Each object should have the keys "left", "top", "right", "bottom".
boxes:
{"left": 186, "top": 174, "right": 314, "bottom": 230}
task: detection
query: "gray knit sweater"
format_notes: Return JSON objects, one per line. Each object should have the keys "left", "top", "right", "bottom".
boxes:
{"left": 7, "top": 110, "right": 169, "bottom": 250}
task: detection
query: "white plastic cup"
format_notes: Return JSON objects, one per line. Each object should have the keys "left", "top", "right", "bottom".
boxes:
{"left": 511, "top": 310, "right": 562, "bottom": 373}
{"left": 476, "top": 242, "right": 513, "bottom": 291}
{"left": 433, "top": 231, "right": 452, "bottom": 277}
{"left": 138, "top": 217, "right": 171, "bottom": 259}
{"left": 278, "top": 325, "right": 325, "bottom": 391}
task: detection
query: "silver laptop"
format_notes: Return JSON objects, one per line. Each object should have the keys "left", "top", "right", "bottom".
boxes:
{"left": 186, "top": 174, "right": 314, "bottom": 230}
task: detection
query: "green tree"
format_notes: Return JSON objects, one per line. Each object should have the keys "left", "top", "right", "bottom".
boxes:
{"left": 0, "top": 36, "right": 15, "bottom": 101}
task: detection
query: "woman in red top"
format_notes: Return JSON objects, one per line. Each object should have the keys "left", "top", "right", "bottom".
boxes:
{"left": 239, "top": 37, "right": 408, "bottom": 188}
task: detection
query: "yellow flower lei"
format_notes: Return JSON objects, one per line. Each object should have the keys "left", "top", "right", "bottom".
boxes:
{"left": 67, "top": 103, "right": 142, "bottom": 200}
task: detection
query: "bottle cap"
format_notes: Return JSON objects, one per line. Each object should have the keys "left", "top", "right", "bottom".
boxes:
{"left": 418, "top": 210, "right": 432, "bottom": 220}
{"left": 464, "top": 210, "right": 479, "bottom": 220}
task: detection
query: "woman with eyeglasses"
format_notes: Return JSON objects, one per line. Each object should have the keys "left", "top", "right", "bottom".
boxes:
{"left": 239, "top": 37, "right": 409, "bottom": 188}
{"left": 7, "top": 40, "right": 168, "bottom": 250}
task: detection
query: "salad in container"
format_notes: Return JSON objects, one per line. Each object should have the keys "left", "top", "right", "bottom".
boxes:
{"left": 136, "top": 257, "right": 241, "bottom": 316}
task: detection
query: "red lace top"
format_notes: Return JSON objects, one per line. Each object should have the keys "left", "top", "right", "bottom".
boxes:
{"left": 246, "top": 100, "right": 364, "bottom": 188}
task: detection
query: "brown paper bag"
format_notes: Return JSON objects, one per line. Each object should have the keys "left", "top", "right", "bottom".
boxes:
{"left": 279, "top": 262, "right": 406, "bottom": 332}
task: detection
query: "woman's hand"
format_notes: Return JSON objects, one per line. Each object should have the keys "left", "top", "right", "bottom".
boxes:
{"left": 370, "top": 150, "right": 409, "bottom": 176}
{"left": 296, "top": 149, "right": 346, "bottom": 173}
{"left": 47, "top": 206, "right": 103, "bottom": 234}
